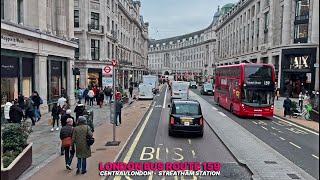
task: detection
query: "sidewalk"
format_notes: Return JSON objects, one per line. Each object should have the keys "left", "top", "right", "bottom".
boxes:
{"left": 273, "top": 97, "right": 319, "bottom": 132}
{"left": 18, "top": 88, "right": 141, "bottom": 180}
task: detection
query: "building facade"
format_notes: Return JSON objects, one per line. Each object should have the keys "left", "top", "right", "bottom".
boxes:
{"left": 74, "top": 0, "right": 149, "bottom": 90}
{"left": 215, "top": 0, "right": 319, "bottom": 97}
{"left": 1, "top": 0, "right": 78, "bottom": 112}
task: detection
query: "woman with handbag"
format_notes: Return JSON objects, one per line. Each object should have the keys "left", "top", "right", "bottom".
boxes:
{"left": 71, "top": 116, "right": 93, "bottom": 174}
{"left": 60, "top": 118, "right": 75, "bottom": 170}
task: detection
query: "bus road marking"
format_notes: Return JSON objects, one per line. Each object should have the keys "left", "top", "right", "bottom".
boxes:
{"left": 261, "top": 126, "right": 268, "bottom": 130}
{"left": 312, "top": 154, "right": 319, "bottom": 159}
{"left": 279, "top": 137, "right": 286, "bottom": 140}
{"left": 218, "top": 112, "right": 227, "bottom": 117}
{"left": 212, "top": 106, "right": 218, "bottom": 110}
{"left": 271, "top": 132, "right": 278, "bottom": 136}
{"left": 188, "top": 139, "right": 192, "bottom": 144}
{"left": 114, "top": 102, "right": 155, "bottom": 180}
{"left": 273, "top": 116, "right": 319, "bottom": 136}
{"left": 289, "top": 142, "right": 301, "bottom": 149}
{"left": 252, "top": 121, "right": 258, "bottom": 125}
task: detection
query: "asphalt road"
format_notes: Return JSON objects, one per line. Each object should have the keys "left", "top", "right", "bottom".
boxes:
{"left": 190, "top": 88, "right": 319, "bottom": 179}
{"left": 109, "top": 84, "right": 252, "bottom": 180}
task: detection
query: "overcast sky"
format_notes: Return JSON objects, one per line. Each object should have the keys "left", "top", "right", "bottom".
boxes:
{"left": 140, "top": 0, "right": 237, "bottom": 40}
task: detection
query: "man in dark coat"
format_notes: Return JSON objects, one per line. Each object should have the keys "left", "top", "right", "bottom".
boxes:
{"left": 283, "top": 96, "right": 292, "bottom": 117}
{"left": 31, "top": 91, "right": 41, "bottom": 121}
{"left": 115, "top": 97, "right": 123, "bottom": 126}
{"left": 9, "top": 100, "right": 24, "bottom": 123}
{"left": 18, "top": 93, "right": 25, "bottom": 109}
{"left": 61, "top": 109, "right": 75, "bottom": 127}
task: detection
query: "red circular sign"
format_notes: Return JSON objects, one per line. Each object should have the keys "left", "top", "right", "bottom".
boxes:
{"left": 112, "top": 59, "right": 118, "bottom": 67}
{"left": 103, "top": 66, "right": 112, "bottom": 74}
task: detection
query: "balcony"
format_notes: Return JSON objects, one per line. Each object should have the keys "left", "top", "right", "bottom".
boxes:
{"left": 88, "top": 24, "right": 104, "bottom": 34}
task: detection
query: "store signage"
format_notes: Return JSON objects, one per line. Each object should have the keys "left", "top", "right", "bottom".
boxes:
{"left": 103, "top": 65, "right": 113, "bottom": 75}
{"left": 1, "top": 35, "right": 25, "bottom": 44}
{"left": 1, "top": 65, "right": 15, "bottom": 70}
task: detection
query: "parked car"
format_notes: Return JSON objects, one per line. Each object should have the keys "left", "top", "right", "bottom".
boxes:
{"left": 189, "top": 81, "right": 197, "bottom": 89}
{"left": 201, "top": 83, "right": 214, "bottom": 95}
{"left": 168, "top": 99, "right": 204, "bottom": 137}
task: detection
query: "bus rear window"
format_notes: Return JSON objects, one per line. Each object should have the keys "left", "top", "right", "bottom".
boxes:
{"left": 245, "top": 66, "right": 272, "bottom": 78}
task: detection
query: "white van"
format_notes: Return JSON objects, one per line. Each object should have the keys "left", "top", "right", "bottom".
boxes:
{"left": 170, "top": 81, "right": 189, "bottom": 101}
{"left": 138, "top": 84, "right": 154, "bottom": 100}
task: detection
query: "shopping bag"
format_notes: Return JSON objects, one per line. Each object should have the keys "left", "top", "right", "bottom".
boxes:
{"left": 48, "top": 118, "right": 53, "bottom": 125}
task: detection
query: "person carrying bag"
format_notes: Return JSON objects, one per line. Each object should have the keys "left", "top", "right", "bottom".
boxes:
{"left": 60, "top": 118, "right": 75, "bottom": 170}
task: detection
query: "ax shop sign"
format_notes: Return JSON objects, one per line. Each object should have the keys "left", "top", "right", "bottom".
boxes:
{"left": 103, "top": 65, "right": 113, "bottom": 75}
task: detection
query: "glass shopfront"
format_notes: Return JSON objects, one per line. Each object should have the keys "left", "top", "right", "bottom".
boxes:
{"left": 1, "top": 52, "right": 34, "bottom": 106}
{"left": 88, "top": 68, "right": 102, "bottom": 88}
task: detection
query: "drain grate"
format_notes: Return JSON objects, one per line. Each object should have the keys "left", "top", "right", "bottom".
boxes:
{"left": 264, "top": 161, "right": 277, "bottom": 164}
{"left": 287, "top": 174, "right": 301, "bottom": 179}
{"left": 96, "top": 148, "right": 107, "bottom": 151}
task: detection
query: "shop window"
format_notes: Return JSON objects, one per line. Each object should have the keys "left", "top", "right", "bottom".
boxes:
{"left": 22, "top": 58, "right": 33, "bottom": 97}
{"left": 1, "top": 56, "right": 19, "bottom": 105}
{"left": 295, "top": 0, "right": 309, "bottom": 21}
{"left": 1, "top": 0, "right": 4, "bottom": 19}
{"left": 50, "top": 61, "right": 62, "bottom": 101}
{"left": 289, "top": 55, "right": 310, "bottom": 69}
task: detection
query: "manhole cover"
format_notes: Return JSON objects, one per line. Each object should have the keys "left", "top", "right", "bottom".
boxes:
{"left": 287, "top": 174, "right": 301, "bottom": 179}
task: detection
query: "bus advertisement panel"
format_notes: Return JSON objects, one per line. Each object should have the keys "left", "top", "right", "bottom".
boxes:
{"left": 214, "top": 64, "right": 276, "bottom": 117}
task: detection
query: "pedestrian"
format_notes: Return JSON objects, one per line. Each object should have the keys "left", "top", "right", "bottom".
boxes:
{"left": 283, "top": 96, "right": 292, "bottom": 118}
{"left": 83, "top": 87, "right": 89, "bottom": 105}
{"left": 62, "top": 88, "right": 69, "bottom": 102}
{"left": 298, "top": 92, "right": 304, "bottom": 112}
{"left": 60, "top": 118, "right": 75, "bottom": 170}
{"left": 74, "top": 101, "right": 85, "bottom": 121}
{"left": 98, "top": 90, "right": 104, "bottom": 108}
{"left": 58, "top": 95, "right": 67, "bottom": 109}
{"left": 60, "top": 100, "right": 70, "bottom": 116}
{"left": 109, "top": 87, "right": 113, "bottom": 103}
{"left": 61, "top": 109, "right": 75, "bottom": 127}
{"left": 9, "top": 100, "right": 24, "bottom": 124}
{"left": 78, "top": 88, "right": 83, "bottom": 102}
{"left": 92, "top": 86, "right": 97, "bottom": 102}
{"left": 31, "top": 91, "right": 41, "bottom": 121}
{"left": 103, "top": 87, "right": 110, "bottom": 103}
{"left": 129, "top": 85, "right": 133, "bottom": 98}
{"left": 4, "top": 101, "right": 13, "bottom": 123}
{"left": 24, "top": 97, "right": 36, "bottom": 126}
{"left": 18, "top": 92, "right": 25, "bottom": 110}
{"left": 51, "top": 102, "right": 61, "bottom": 132}
{"left": 71, "top": 116, "right": 93, "bottom": 174}
{"left": 88, "top": 88, "right": 95, "bottom": 106}
{"left": 276, "top": 88, "right": 280, "bottom": 100}
{"left": 115, "top": 95, "right": 123, "bottom": 126}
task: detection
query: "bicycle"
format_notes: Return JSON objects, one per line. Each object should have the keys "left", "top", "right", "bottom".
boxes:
{"left": 292, "top": 105, "right": 311, "bottom": 120}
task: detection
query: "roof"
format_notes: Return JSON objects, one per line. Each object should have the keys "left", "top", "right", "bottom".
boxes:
{"left": 172, "top": 99, "right": 200, "bottom": 104}
{"left": 222, "top": 3, "right": 235, "bottom": 9}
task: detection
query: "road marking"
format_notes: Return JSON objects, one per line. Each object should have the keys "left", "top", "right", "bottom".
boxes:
{"left": 289, "top": 142, "right": 301, "bottom": 149}
{"left": 192, "top": 150, "right": 197, "bottom": 158}
{"left": 279, "top": 137, "right": 285, "bottom": 140}
{"left": 273, "top": 116, "right": 319, "bottom": 136}
{"left": 312, "top": 154, "right": 319, "bottom": 159}
{"left": 271, "top": 132, "right": 278, "bottom": 136}
{"left": 212, "top": 106, "right": 218, "bottom": 110}
{"left": 163, "top": 86, "right": 168, "bottom": 108}
{"left": 218, "top": 112, "right": 227, "bottom": 116}
{"left": 271, "top": 127, "right": 277, "bottom": 130}
{"left": 114, "top": 103, "right": 155, "bottom": 180}
{"left": 252, "top": 121, "right": 258, "bottom": 125}
{"left": 188, "top": 139, "right": 192, "bottom": 144}
{"left": 261, "top": 126, "right": 268, "bottom": 130}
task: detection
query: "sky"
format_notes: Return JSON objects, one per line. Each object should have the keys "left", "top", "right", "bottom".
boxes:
{"left": 139, "top": 0, "right": 237, "bottom": 40}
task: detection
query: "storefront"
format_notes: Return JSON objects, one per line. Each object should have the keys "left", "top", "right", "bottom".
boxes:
{"left": 88, "top": 68, "right": 102, "bottom": 88}
{"left": 281, "top": 48, "right": 317, "bottom": 97}
{"left": 47, "top": 56, "right": 68, "bottom": 106}
{"left": 1, "top": 50, "right": 34, "bottom": 106}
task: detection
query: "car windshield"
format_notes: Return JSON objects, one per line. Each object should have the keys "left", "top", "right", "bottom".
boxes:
{"left": 174, "top": 103, "right": 200, "bottom": 115}
{"left": 190, "top": 82, "right": 196, "bottom": 85}
{"left": 241, "top": 89, "right": 274, "bottom": 107}
{"left": 204, "top": 84, "right": 212, "bottom": 89}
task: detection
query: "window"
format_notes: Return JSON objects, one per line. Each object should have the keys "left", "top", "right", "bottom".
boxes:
{"left": 107, "top": 42, "right": 110, "bottom": 58}
{"left": 17, "top": 0, "right": 23, "bottom": 23}
{"left": 257, "top": 1, "right": 260, "bottom": 13}
{"left": 295, "top": 0, "right": 309, "bottom": 21}
{"left": 91, "top": 39, "right": 100, "bottom": 60}
{"left": 74, "top": 10, "right": 79, "bottom": 27}
{"left": 264, "top": 12, "right": 269, "bottom": 29}
{"left": 91, "top": 12, "right": 99, "bottom": 30}
{"left": 1, "top": 0, "right": 4, "bottom": 19}
{"left": 107, "top": 16, "right": 110, "bottom": 32}
{"left": 75, "top": 39, "right": 80, "bottom": 59}
{"left": 294, "top": 24, "right": 308, "bottom": 43}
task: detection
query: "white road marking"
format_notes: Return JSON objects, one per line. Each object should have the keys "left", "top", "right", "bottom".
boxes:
{"left": 261, "top": 126, "right": 268, "bottom": 130}
{"left": 271, "top": 127, "right": 277, "bottom": 130}
{"left": 273, "top": 116, "right": 319, "bottom": 136}
{"left": 312, "top": 154, "right": 319, "bottom": 159}
{"left": 163, "top": 86, "right": 168, "bottom": 108}
{"left": 192, "top": 150, "right": 197, "bottom": 158}
{"left": 252, "top": 121, "right": 258, "bottom": 125}
{"left": 188, "top": 139, "right": 192, "bottom": 144}
{"left": 218, "top": 112, "right": 227, "bottom": 116}
{"left": 279, "top": 137, "right": 286, "bottom": 140}
{"left": 212, "top": 106, "right": 218, "bottom": 110}
{"left": 271, "top": 132, "right": 278, "bottom": 136}
{"left": 289, "top": 142, "right": 301, "bottom": 149}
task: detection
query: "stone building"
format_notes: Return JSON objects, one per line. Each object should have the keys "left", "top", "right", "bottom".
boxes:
{"left": 73, "top": 0, "right": 149, "bottom": 90}
{"left": 215, "top": 0, "right": 319, "bottom": 96}
{"left": 1, "top": 0, "right": 78, "bottom": 112}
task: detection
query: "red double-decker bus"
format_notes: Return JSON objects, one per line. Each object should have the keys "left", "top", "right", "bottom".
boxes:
{"left": 214, "top": 63, "right": 276, "bottom": 117}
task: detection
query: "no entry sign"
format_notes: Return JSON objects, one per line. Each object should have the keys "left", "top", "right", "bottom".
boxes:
{"left": 112, "top": 59, "right": 118, "bottom": 66}
{"left": 103, "top": 65, "right": 113, "bottom": 75}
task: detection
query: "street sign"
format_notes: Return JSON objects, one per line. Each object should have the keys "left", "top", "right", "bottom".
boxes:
{"left": 102, "top": 77, "right": 113, "bottom": 87}
{"left": 103, "top": 66, "right": 113, "bottom": 75}
{"left": 112, "top": 59, "right": 118, "bottom": 66}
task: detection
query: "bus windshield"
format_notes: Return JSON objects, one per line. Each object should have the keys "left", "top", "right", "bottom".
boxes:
{"left": 245, "top": 65, "right": 272, "bottom": 78}
{"left": 241, "top": 89, "right": 274, "bottom": 107}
